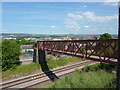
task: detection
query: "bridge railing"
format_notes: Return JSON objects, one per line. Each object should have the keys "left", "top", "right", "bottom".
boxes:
{"left": 37, "top": 39, "right": 118, "bottom": 65}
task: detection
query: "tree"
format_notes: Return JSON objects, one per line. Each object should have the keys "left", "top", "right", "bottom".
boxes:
{"left": 99, "top": 33, "right": 112, "bottom": 39}
{"left": 17, "top": 40, "right": 35, "bottom": 45}
{"left": 99, "top": 33, "right": 114, "bottom": 58}
{"left": 2, "top": 40, "right": 21, "bottom": 71}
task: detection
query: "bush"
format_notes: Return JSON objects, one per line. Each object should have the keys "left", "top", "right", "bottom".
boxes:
{"left": 46, "top": 70, "right": 115, "bottom": 88}
{"left": 99, "top": 63, "right": 115, "bottom": 72}
{"left": 82, "top": 63, "right": 115, "bottom": 72}
{"left": 2, "top": 60, "right": 21, "bottom": 71}
{"left": 82, "top": 63, "right": 100, "bottom": 72}
{"left": 2, "top": 40, "right": 21, "bottom": 71}
{"left": 75, "top": 68, "right": 82, "bottom": 73}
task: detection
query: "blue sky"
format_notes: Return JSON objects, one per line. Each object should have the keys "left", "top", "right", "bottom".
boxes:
{"left": 2, "top": 2, "right": 118, "bottom": 34}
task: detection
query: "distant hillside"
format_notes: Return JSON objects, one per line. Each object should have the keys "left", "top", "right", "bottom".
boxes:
{"left": 1, "top": 33, "right": 118, "bottom": 40}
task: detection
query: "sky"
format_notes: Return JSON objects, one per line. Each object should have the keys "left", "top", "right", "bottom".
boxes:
{"left": 2, "top": 1, "right": 118, "bottom": 34}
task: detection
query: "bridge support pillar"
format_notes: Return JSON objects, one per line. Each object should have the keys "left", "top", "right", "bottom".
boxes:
{"left": 33, "top": 48, "right": 39, "bottom": 63}
{"left": 33, "top": 49, "right": 36, "bottom": 63}
{"left": 33, "top": 49, "right": 46, "bottom": 64}
{"left": 38, "top": 49, "right": 46, "bottom": 63}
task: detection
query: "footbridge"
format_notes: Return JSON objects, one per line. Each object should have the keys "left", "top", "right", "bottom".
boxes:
{"left": 34, "top": 39, "right": 118, "bottom": 65}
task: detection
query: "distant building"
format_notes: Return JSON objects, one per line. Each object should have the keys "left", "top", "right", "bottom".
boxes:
{"left": 85, "top": 36, "right": 97, "bottom": 40}
{"left": 20, "top": 45, "right": 33, "bottom": 53}
{"left": 24, "top": 38, "right": 37, "bottom": 42}
{"left": 52, "top": 38, "right": 62, "bottom": 40}
{"left": 4, "top": 37, "right": 16, "bottom": 40}
{"left": 64, "top": 36, "right": 71, "bottom": 40}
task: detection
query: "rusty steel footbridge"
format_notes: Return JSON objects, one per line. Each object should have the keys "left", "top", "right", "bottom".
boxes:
{"left": 37, "top": 39, "right": 118, "bottom": 65}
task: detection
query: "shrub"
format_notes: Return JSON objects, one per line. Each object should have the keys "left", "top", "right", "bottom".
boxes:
{"left": 82, "top": 63, "right": 115, "bottom": 72}
{"left": 46, "top": 70, "right": 115, "bottom": 88}
{"left": 2, "top": 60, "right": 21, "bottom": 71}
{"left": 82, "top": 63, "right": 99, "bottom": 72}
{"left": 2, "top": 40, "right": 21, "bottom": 71}
{"left": 75, "top": 68, "right": 82, "bottom": 73}
{"left": 99, "top": 63, "right": 115, "bottom": 72}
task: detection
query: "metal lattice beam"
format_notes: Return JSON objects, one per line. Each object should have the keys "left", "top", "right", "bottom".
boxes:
{"left": 37, "top": 39, "right": 118, "bottom": 65}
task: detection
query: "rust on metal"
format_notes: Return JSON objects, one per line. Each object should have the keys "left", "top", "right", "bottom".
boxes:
{"left": 37, "top": 39, "right": 118, "bottom": 65}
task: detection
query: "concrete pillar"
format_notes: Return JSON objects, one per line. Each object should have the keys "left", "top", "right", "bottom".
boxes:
{"left": 38, "top": 50, "right": 46, "bottom": 63}
{"left": 33, "top": 48, "right": 39, "bottom": 63}
{"left": 33, "top": 49, "right": 46, "bottom": 64}
{"left": 33, "top": 49, "right": 36, "bottom": 63}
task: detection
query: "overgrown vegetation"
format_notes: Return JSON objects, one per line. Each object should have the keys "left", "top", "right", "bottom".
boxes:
{"left": 2, "top": 57, "right": 83, "bottom": 80}
{"left": 47, "top": 57, "right": 83, "bottom": 69}
{"left": 46, "top": 70, "right": 115, "bottom": 88}
{"left": 2, "top": 39, "right": 36, "bottom": 71}
{"left": 2, "top": 63, "right": 41, "bottom": 81}
{"left": 2, "top": 40, "right": 21, "bottom": 71}
{"left": 82, "top": 63, "right": 115, "bottom": 72}
{"left": 43, "top": 63, "right": 116, "bottom": 88}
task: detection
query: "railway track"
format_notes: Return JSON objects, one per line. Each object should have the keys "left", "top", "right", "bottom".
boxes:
{"left": 0, "top": 60, "right": 97, "bottom": 89}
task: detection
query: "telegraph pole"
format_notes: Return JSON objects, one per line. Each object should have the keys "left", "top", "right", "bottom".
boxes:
{"left": 116, "top": 3, "right": 120, "bottom": 90}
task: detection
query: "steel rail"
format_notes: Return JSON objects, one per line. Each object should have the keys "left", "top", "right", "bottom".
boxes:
{"left": 1, "top": 60, "right": 95, "bottom": 89}
{"left": 21, "top": 61, "right": 97, "bottom": 89}
{"left": 21, "top": 60, "right": 96, "bottom": 89}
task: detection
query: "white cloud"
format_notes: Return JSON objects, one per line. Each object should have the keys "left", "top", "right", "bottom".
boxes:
{"left": 64, "top": 20, "right": 80, "bottom": 30}
{"left": 103, "top": 27, "right": 113, "bottom": 30}
{"left": 103, "top": 2, "right": 118, "bottom": 6}
{"left": 103, "top": 0, "right": 118, "bottom": 6}
{"left": 103, "top": 0, "right": 119, "bottom": 2}
{"left": 83, "top": 25, "right": 89, "bottom": 28}
{"left": 50, "top": 26, "right": 57, "bottom": 29}
{"left": 64, "top": 10, "right": 117, "bottom": 34}
{"left": 83, "top": 11, "right": 118, "bottom": 23}
{"left": 83, "top": 5, "right": 87, "bottom": 7}
{"left": 50, "top": 26, "right": 55, "bottom": 28}
{"left": 67, "top": 11, "right": 117, "bottom": 23}
{"left": 68, "top": 13, "right": 83, "bottom": 20}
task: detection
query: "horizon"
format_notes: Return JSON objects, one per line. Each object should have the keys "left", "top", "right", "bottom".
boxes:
{"left": 1, "top": 32, "right": 118, "bottom": 35}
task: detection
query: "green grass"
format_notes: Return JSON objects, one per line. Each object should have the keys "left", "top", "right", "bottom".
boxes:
{"left": 42, "top": 63, "right": 116, "bottom": 88}
{"left": 45, "top": 70, "right": 115, "bottom": 88}
{"left": 2, "top": 63, "right": 41, "bottom": 80}
{"left": 2, "top": 57, "right": 83, "bottom": 80}
{"left": 47, "top": 57, "right": 83, "bottom": 69}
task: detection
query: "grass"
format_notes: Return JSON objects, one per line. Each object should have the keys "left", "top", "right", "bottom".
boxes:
{"left": 2, "top": 57, "right": 83, "bottom": 80}
{"left": 45, "top": 70, "right": 115, "bottom": 88}
{"left": 47, "top": 57, "right": 83, "bottom": 69}
{"left": 2, "top": 63, "right": 41, "bottom": 81}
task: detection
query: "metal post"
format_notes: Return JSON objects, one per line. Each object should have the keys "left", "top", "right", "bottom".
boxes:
{"left": 116, "top": 5, "right": 120, "bottom": 90}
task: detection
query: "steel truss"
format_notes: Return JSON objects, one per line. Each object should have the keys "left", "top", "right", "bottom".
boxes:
{"left": 37, "top": 39, "right": 118, "bottom": 65}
